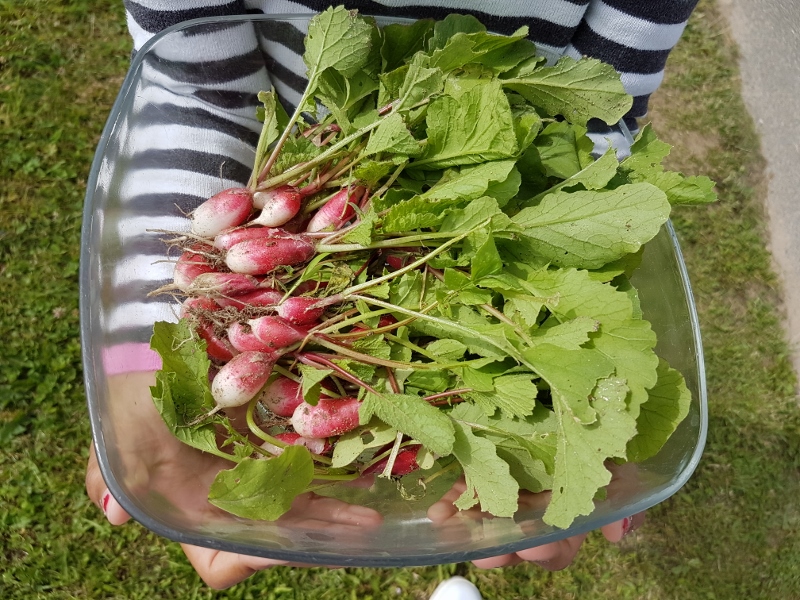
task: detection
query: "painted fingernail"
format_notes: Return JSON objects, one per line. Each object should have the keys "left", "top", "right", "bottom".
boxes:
{"left": 621, "top": 516, "right": 634, "bottom": 537}
{"left": 101, "top": 490, "right": 111, "bottom": 516}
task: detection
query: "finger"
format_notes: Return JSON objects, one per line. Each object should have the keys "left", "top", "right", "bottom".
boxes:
{"left": 278, "top": 515, "right": 384, "bottom": 542}
{"left": 85, "top": 443, "right": 132, "bottom": 525}
{"left": 181, "top": 544, "right": 292, "bottom": 590}
{"left": 471, "top": 553, "right": 523, "bottom": 569}
{"left": 85, "top": 443, "right": 106, "bottom": 505}
{"left": 426, "top": 479, "right": 468, "bottom": 524}
{"left": 514, "top": 533, "right": 588, "bottom": 571}
{"left": 601, "top": 511, "right": 646, "bottom": 543}
{"left": 289, "top": 494, "right": 383, "bottom": 527}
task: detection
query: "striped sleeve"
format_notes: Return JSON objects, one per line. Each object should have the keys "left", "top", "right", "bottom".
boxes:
{"left": 124, "top": 0, "right": 248, "bottom": 50}
{"left": 103, "top": 10, "right": 274, "bottom": 372}
{"left": 245, "top": 0, "right": 591, "bottom": 62}
{"left": 123, "top": 0, "right": 700, "bottom": 123}
{"left": 244, "top": 0, "right": 697, "bottom": 120}
{"left": 567, "top": 0, "right": 699, "bottom": 118}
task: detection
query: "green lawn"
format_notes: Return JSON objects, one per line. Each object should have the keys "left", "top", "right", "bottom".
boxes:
{"left": 2, "top": 0, "right": 799, "bottom": 598}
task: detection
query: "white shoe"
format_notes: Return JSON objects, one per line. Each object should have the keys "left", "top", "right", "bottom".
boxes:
{"left": 429, "top": 576, "right": 483, "bottom": 600}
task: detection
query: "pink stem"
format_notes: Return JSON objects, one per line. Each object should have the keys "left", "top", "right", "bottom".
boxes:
{"left": 424, "top": 388, "right": 471, "bottom": 403}
{"left": 295, "top": 352, "right": 381, "bottom": 396}
{"left": 386, "top": 368, "right": 400, "bottom": 394}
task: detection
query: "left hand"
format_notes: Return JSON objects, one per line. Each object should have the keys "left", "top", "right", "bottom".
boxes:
{"left": 85, "top": 371, "right": 382, "bottom": 589}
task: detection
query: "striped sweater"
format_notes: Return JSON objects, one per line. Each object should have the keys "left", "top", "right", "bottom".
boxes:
{"left": 101, "top": 0, "right": 698, "bottom": 373}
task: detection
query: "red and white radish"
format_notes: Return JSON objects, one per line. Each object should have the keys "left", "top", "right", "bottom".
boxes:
{"left": 197, "top": 321, "right": 237, "bottom": 363}
{"left": 173, "top": 246, "right": 217, "bottom": 291}
{"left": 213, "top": 226, "right": 280, "bottom": 251}
{"left": 363, "top": 447, "right": 420, "bottom": 476}
{"left": 180, "top": 295, "right": 220, "bottom": 319}
{"left": 305, "top": 185, "right": 365, "bottom": 233}
{"left": 248, "top": 315, "right": 309, "bottom": 350}
{"left": 227, "top": 321, "right": 276, "bottom": 353}
{"left": 291, "top": 396, "right": 361, "bottom": 438}
{"left": 215, "top": 287, "right": 284, "bottom": 310}
{"left": 258, "top": 376, "right": 304, "bottom": 417}
{"left": 276, "top": 296, "right": 324, "bottom": 326}
{"left": 384, "top": 250, "right": 418, "bottom": 271}
{"left": 225, "top": 235, "right": 315, "bottom": 275}
{"left": 191, "top": 188, "right": 253, "bottom": 238}
{"left": 210, "top": 350, "right": 274, "bottom": 408}
{"left": 180, "top": 297, "right": 237, "bottom": 362}
{"left": 251, "top": 185, "right": 302, "bottom": 226}
{"left": 261, "top": 432, "right": 331, "bottom": 456}
{"left": 185, "top": 272, "right": 261, "bottom": 297}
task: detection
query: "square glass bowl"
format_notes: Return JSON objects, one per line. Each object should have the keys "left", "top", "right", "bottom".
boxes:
{"left": 81, "top": 14, "right": 707, "bottom": 567}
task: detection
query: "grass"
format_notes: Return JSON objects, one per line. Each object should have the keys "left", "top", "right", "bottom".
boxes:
{"left": 2, "top": 0, "right": 799, "bottom": 597}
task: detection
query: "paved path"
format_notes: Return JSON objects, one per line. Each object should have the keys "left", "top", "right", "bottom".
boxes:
{"left": 721, "top": 0, "right": 800, "bottom": 379}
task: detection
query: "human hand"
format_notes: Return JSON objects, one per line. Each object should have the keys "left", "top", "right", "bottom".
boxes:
{"left": 465, "top": 513, "right": 644, "bottom": 571}
{"left": 427, "top": 473, "right": 645, "bottom": 571}
{"left": 85, "top": 371, "right": 382, "bottom": 589}
{"left": 85, "top": 441, "right": 305, "bottom": 588}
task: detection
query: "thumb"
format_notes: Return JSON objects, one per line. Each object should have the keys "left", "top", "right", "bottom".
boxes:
{"left": 86, "top": 442, "right": 132, "bottom": 526}
{"left": 601, "top": 511, "right": 645, "bottom": 543}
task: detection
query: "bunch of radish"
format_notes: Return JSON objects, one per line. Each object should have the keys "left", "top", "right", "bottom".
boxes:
{"left": 161, "top": 176, "right": 424, "bottom": 478}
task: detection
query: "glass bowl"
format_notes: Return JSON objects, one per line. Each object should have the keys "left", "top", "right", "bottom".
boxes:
{"left": 81, "top": 14, "right": 707, "bottom": 567}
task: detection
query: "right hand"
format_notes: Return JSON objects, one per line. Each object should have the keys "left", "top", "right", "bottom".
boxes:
{"left": 426, "top": 464, "right": 646, "bottom": 571}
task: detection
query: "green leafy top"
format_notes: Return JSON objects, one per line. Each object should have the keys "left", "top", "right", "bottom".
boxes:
{"left": 151, "top": 6, "right": 711, "bottom": 530}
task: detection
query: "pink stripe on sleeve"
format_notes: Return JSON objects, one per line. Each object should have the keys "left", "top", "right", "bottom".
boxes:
{"left": 102, "top": 342, "right": 162, "bottom": 375}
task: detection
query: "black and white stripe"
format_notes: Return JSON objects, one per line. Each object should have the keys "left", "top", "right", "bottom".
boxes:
{"left": 105, "top": 15, "right": 273, "bottom": 352}
{"left": 103, "top": 0, "right": 698, "bottom": 366}
{"left": 566, "top": 0, "right": 698, "bottom": 118}
{"left": 124, "top": 0, "right": 247, "bottom": 49}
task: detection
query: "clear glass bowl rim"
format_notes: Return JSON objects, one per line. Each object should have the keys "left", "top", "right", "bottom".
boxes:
{"left": 80, "top": 12, "right": 709, "bottom": 567}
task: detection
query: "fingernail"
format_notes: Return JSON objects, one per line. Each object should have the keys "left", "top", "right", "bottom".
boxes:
{"left": 101, "top": 490, "right": 111, "bottom": 516}
{"left": 621, "top": 516, "right": 634, "bottom": 537}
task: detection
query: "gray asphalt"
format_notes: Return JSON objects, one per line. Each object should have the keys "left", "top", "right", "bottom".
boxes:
{"left": 721, "top": 0, "right": 800, "bottom": 378}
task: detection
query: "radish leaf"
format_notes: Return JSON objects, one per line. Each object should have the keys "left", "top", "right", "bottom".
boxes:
{"left": 304, "top": 6, "right": 374, "bottom": 80}
{"left": 298, "top": 365, "right": 334, "bottom": 406}
{"left": 412, "top": 80, "right": 518, "bottom": 169}
{"left": 590, "top": 319, "right": 659, "bottom": 420}
{"left": 626, "top": 359, "right": 692, "bottom": 462}
{"left": 512, "top": 183, "right": 671, "bottom": 269}
{"left": 149, "top": 321, "right": 221, "bottom": 457}
{"left": 208, "top": 448, "right": 314, "bottom": 520}
{"left": 544, "top": 377, "right": 636, "bottom": 528}
{"left": 449, "top": 404, "right": 520, "bottom": 517}
{"left": 360, "top": 392, "right": 455, "bottom": 456}
{"left": 364, "top": 112, "right": 421, "bottom": 157}
{"left": 503, "top": 56, "right": 632, "bottom": 126}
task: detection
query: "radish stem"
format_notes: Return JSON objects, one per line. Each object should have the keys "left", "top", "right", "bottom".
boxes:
{"left": 245, "top": 399, "right": 333, "bottom": 464}
{"left": 315, "top": 224, "right": 485, "bottom": 310}
{"left": 381, "top": 431, "right": 405, "bottom": 478}
{"left": 296, "top": 352, "right": 382, "bottom": 396}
